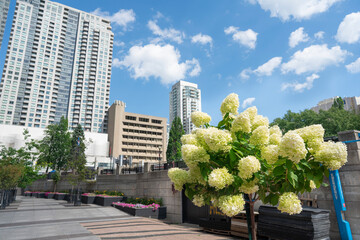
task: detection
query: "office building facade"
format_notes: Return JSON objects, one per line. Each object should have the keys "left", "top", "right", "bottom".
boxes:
{"left": 108, "top": 101, "right": 167, "bottom": 165}
{"left": 169, "top": 80, "right": 201, "bottom": 134}
{"left": 0, "top": 0, "right": 10, "bottom": 50}
{"left": 311, "top": 96, "right": 360, "bottom": 114}
{"left": 0, "top": 0, "right": 113, "bottom": 133}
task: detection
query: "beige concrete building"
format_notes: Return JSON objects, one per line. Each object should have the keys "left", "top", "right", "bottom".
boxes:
{"left": 108, "top": 101, "right": 167, "bottom": 165}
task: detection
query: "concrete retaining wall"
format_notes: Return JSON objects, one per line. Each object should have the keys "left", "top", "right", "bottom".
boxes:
{"left": 29, "top": 170, "right": 182, "bottom": 223}
{"left": 311, "top": 130, "right": 360, "bottom": 239}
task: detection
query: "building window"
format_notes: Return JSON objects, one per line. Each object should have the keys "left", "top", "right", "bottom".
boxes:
{"left": 125, "top": 115, "right": 136, "bottom": 121}
{"left": 151, "top": 119, "right": 162, "bottom": 124}
{"left": 139, "top": 117, "right": 149, "bottom": 122}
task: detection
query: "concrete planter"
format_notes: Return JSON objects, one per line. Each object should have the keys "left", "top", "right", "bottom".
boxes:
{"left": 94, "top": 196, "right": 122, "bottom": 206}
{"left": 54, "top": 193, "right": 66, "bottom": 200}
{"left": 114, "top": 205, "right": 167, "bottom": 219}
{"left": 81, "top": 195, "right": 96, "bottom": 204}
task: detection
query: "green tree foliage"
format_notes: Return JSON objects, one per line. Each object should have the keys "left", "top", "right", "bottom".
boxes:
{"left": 67, "top": 124, "right": 87, "bottom": 186}
{"left": 0, "top": 129, "right": 39, "bottom": 189}
{"left": 272, "top": 98, "right": 360, "bottom": 137}
{"left": 166, "top": 117, "right": 185, "bottom": 163}
{"left": 37, "top": 117, "right": 71, "bottom": 172}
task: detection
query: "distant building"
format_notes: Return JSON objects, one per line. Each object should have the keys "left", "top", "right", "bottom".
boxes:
{"left": 311, "top": 96, "right": 360, "bottom": 114}
{"left": 169, "top": 80, "right": 201, "bottom": 134}
{"left": 0, "top": 0, "right": 113, "bottom": 133}
{"left": 0, "top": 0, "right": 10, "bottom": 50}
{"left": 0, "top": 124, "right": 110, "bottom": 169}
{"left": 107, "top": 101, "right": 167, "bottom": 165}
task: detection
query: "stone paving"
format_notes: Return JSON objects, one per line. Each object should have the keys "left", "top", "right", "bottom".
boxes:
{"left": 0, "top": 196, "right": 235, "bottom": 240}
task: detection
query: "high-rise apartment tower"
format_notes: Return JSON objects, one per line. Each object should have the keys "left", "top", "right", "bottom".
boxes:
{"left": 0, "top": 0, "right": 10, "bottom": 50}
{"left": 0, "top": 0, "right": 113, "bottom": 132}
{"left": 169, "top": 80, "right": 201, "bottom": 134}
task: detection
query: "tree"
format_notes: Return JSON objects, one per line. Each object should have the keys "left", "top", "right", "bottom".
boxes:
{"left": 37, "top": 117, "right": 71, "bottom": 191}
{"left": 0, "top": 129, "right": 39, "bottom": 189}
{"left": 272, "top": 98, "right": 360, "bottom": 137}
{"left": 166, "top": 117, "right": 184, "bottom": 163}
{"left": 168, "top": 93, "right": 347, "bottom": 240}
{"left": 66, "top": 124, "right": 87, "bottom": 189}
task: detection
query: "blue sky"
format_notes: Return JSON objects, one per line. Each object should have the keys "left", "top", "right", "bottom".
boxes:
{"left": 1, "top": 0, "right": 360, "bottom": 125}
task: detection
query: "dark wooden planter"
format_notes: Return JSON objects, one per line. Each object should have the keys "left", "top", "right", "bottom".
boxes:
{"left": 54, "top": 193, "right": 66, "bottom": 200}
{"left": 36, "top": 193, "right": 45, "bottom": 198}
{"left": 81, "top": 195, "right": 96, "bottom": 204}
{"left": 94, "top": 196, "right": 122, "bottom": 206}
{"left": 257, "top": 206, "right": 330, "bottom": 240}
{"left": 45, "top": 193, "right": 54, "bottom": 199}
{"left": 114, "top": 205, "right": 167, "bottom": 219}
{"left": 24, "top": 192, "right": 31, "bottom": 197}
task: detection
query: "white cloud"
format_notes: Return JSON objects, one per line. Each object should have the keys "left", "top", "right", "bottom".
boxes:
{"left": 248, "top": 0, "right": 341, "bottom": 21}
{"left": 281, "top": 44, "right": 348, "bottom": 75}
{"left": 112, "top": 58, "right": 122, "bottom": 68}
{"left": 91, "top": 8, "right": 135, "bottom": 30}
{"left": 281, "top": 74, "right": 319, "bottom": 92}
{"left": 336, "top": 12, "right": 360, "bottom": 44}
{"left": 314, "top": 31, "right": 325, "bottom": 39}
{"left": 240, "top": 68, "right": 252, "bottom": 80}
{"left": 239, "top": 57, "right": 282, "bottom": 80}
{"left": 116, "top": 44, "right": 201, "bottom": 85}
{"left": 289, "top": 27, "right": 309, "bottom": 48}
{"left": 114, "top": 41, "right": 125, "bottom": 47}
{"left": 147, "top": 20, "right": 185, "bottom": 44}
{"left": 242, "top": 97, "right": 256, "bottom": 108}
{"left": 345, "top": 57, "right": 360, "bottom": 73}
{"left": 191, "top": 33, "right": 213, "bottom": 47}
{"left": 224, "top": 26, "right": 258, "bottom": 49}
{"left": 254, "top": 57, "right": 282, "bottom": 76}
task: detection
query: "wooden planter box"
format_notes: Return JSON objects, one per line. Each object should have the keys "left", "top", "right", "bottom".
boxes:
{"left": 114, "top": 205, "right": 167, "bottom": 219}
{"left": 81, "top": 195, "right": 96, "bottom": 204}
{"left": 45, "top": 193, "right": 54, "bottom": 199}
{"left": 54, "top": 193, "right": 66, "bottom": 200}
{"left": 257, "top": 206, "right": 330, "bottom": 240}
{"left": 35, "top": 193, "right": 45, "bottom": 198}
{"left": 94, "top": 196, "right": 122, "bottom": 206}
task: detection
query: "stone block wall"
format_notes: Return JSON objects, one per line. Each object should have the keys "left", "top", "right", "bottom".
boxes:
{"left": 29, "top": 170, "right": 182, "bottom": 223}
{"left": 311, "top": 130, "right": 360, "bottom": 239}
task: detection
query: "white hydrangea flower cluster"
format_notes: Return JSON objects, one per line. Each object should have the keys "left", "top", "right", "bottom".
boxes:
{"left": 269, "top": 125, "right": 282, "bottom": 145}
{"left": 279, "top": 131, "right": 307, "bottom": 164}
{"left": 203, "top": 127, "right": 232, "bottom": 152}
{"left": 251, "top": 115, "right": 269, "bottom": 131}
{"left": 310, "top": 180, "right": 316, "bottom": 190}
{"left": 218, "top": 194, "right": 245, "bottom": 217}
{"left": 238, "top": 156, "right": 261, "bottom": 179}
{"left": 278, "top": 192, "right": 302, "bottom": 215}
{"left": 314, "top": 141, "right": 347, "bottom": 170}
{"left": 231, "top": 112, "right": 251, "bottom": 133}
{"left": 181, "top": 134, "right": 199, "bottom": 146}
{"left": 244, "top": 106, "right": 257, "bottom": 122}
{"left": 192, "top": 194, "right": 205, "bottom": 207}
{"left": 191, "top": 111, "right": 211, "bottom": 127}
{"left": 296, "top": 125, "right": 324, "bottom": 153}
{"left": 249, "top": 125, "right": 269, "bottom": 146}
{"left": 220, "top": 93, "right": 239, "bottom": 116}
{"left": 167, "top": 168, "right": 189, "bottom": 191}
{"left": 208, "top": 167, "right": 234, "bottom": 190}
{"left": 181, "top": 144, "right": 210, "bottom": 168}
{"left": 261, "top": 144, "right": 279, "bottom": 164}
{"left": 239, "top": 180, "right": 259, "bottom": 194}
{"left": 188, "top": 165, "right": 206, "bottom": 185}
{"left": 192, "top": 129, "right": 208, "bottom": 149}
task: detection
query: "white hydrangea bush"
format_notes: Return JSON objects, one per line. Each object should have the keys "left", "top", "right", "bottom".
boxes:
{"left": 168, "top": 93, "right": 348, "bottom": 217}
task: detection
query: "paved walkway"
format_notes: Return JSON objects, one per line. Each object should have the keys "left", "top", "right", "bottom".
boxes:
{"left": 0, "top": 196, "right": 235, "bottom": 240}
